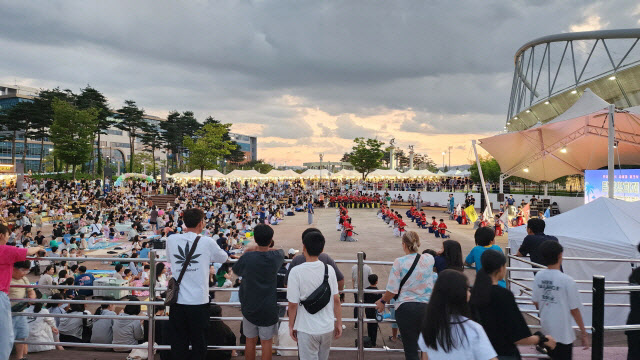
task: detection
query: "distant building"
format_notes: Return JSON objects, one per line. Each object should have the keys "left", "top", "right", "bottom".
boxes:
{"left": 229, "top": 132, "right": 257, "bottom": 163}
{"left": 302, "top": 161, "right": 353, "bottom": 171}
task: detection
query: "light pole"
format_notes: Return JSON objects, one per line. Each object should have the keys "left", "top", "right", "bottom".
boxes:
{"left": 442, "top": 151, "right": 446, "bottom": 170}
{"left": 319, "top": 153, "right": 324, "bottom": 179}
{"left": 48, "top": 148, "right": 53, "bottom": 173}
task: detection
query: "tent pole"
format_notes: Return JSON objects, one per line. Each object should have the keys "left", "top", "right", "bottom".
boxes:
{"left": 472, "top": 140, "right": 492, "bottom": 216}
{"left": 608, "top": 104, "right": 615, "bottom": 199}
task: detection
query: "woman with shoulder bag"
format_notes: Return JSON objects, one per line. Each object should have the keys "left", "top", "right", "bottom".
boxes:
{"left": 375, "top": 231, "right": 435, "bottom": 360}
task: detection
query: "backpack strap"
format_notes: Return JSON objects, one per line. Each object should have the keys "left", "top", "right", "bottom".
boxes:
{"left": 394, "top": 254, "right": 420, "bottom": 301}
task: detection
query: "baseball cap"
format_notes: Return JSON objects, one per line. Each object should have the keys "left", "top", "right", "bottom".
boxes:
{"left": 288, "top": 248, "right": 299, "bottom": 255}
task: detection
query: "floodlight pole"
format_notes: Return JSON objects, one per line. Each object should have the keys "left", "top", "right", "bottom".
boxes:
{"left": 472, "top": 140, "right": 492, "bottom": 218}
{"left": 608, "top": 104, "right": 615, "bottom": 199}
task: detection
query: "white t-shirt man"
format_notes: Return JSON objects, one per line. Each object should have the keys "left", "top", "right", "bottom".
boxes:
{"left": 532, "top": 269, "right": 582, "bottom": 344}
{"left": 166, "top": 232, "right": 228, "bottom": 305}
{"left": 287, "top": 260, "right": 339, "bottom": 335}
{"left": 417, "top": 317, "right": 497, "bottom": 360}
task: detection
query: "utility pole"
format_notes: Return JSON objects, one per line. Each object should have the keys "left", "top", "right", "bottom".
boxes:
{"left": 448, "top": 146, "right": 452, "bottom": 168}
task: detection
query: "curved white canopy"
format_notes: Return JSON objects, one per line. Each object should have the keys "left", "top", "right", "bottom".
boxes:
{"left": 480, "top": 89, "right": 640, "bottom": 182}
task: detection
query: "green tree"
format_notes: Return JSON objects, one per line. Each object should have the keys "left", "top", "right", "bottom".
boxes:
{"left": 32, "top": 88, "right": 76, "bottom": 173}
{"left": 183, "top": 122, "right": 236, "bottom": 182}
{"left": 246, "top": 159, "right": 273, "bottom": 174}
{"left": 115, "top": 100, "right": 145, "bottom": 172}
{"left": 204, "top": 116, "right": 245, "bottom": 164}
{"left": 349, "top": 137, "right": 386, "bottom": 179}
{"left": 469, "top": 155, "right": 501, "bottom": 183}
{"left": 50, "top": 99, "right": 98, "bottom": 179}
{"left": 340, "top": 152, "right": 351, "bottom": 162}
{"left": 140, "top": 121, "right": 163, "bottom": 179}
{"left": 161, "top": 110, "right": 201, "bottom": 170}
{"left": 76, "top": 86, "right": 112, "bottom": 175}
{"left": 0, "top": 101, "right": 34, "bottom": 166}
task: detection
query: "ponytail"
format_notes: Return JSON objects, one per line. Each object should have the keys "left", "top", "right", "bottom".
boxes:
{"left": 469, "top": 249, "right": 506, "bottom": 310}
{"left": 469, "top": 268, "right": 493, "bottom": 308}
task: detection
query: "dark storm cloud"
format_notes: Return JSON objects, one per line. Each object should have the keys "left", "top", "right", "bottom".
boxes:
{"left": 1, "top": 0, "right": 639, "bottom": 136}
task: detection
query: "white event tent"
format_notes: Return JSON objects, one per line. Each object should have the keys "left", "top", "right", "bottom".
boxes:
{"left": 203, "top": 169, "right": 225, "bottom": 178}
{"left": 225, "top": 169, "right": 264, "bottom": 179}
{"left": 265, "top": 169, "right": 301, "bottom": 178}
{"left": 333, "top": 169, "right": 361, "bottom": 178}
{"left": 402, "top": 169, "right": 437, "bottom": 177}
{"left": 368, "top": 169, "right": 402, "bottom": 178}
{"left": 508, "top": 197, "right": 640, "bottom": 327}
{"left": 299, "top": 169, "right": 332, "bottom": 178}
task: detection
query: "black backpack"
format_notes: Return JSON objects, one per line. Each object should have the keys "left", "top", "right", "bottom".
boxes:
{"left": 300, "top": 263, "right": 332, "bottom": 314}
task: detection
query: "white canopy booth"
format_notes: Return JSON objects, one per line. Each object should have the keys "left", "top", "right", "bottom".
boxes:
{"left": 299, "top": 169, "right": 332, "bottom": 178}
{"left": 402, "top": 169, "right": 437, "bottom": 178}
{"left": 225, "top": 169, "right": 264, "bottom": 179}
{"left": 368, "top": 169, "right": 402, "bottom": 178}
{"left": 508, "top": 197, "right": 639, "bottom": 327}
{"left": 202, "top": 169, "right": 225, "bottom": 178}
{"left": 333, "top": 169, "right": 361, "bottom": 178}
{"left": 266, "top": 169, "right": 301, "bottom": 178}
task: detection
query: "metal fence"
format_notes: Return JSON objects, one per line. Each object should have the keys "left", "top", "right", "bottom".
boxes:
{"left": 8, "top": 250, "right": 567, "bottom": 359}
{"left": 10, "top": 251, "right": 404, "bottom": 360}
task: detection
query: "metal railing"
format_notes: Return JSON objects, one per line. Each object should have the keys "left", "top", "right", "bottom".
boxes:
{"left": 10, "top": 251, "right": 406, "bottom": 359}
{"left": 8, "top": 250, "right": 564, "bottom": 359}
{"left": 591, "top": 275, "right": 640, "bottom": 360}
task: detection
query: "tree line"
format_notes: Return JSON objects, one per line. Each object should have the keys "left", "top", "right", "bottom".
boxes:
{"left": 0, "top": 85, "right": 247, "bottom": 178}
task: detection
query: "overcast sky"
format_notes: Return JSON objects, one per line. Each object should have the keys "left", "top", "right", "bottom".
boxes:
{"left": 2, "top": 1, "right": 640, "bottom": 166}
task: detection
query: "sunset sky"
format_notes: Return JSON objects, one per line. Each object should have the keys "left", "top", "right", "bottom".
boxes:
{"left": 2, "top": 1, "right": 640, "bottom": 166}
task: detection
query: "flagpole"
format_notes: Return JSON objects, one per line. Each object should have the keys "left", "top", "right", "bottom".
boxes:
{"left": 472, "top": 140, "right": 493, "bottom": 218}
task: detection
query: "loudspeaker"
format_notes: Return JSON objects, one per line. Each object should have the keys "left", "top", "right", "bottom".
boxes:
{"left": 104, "top": 166, "right": 113, "bottom": 178}
{"left": 498, "top": 193, "right": 505, "bottom": 202}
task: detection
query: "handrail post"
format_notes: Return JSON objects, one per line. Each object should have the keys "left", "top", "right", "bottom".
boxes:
{"left": 357, "top": 252, "right": 364, "bottom": 360}
{"left": 505, "top": 247, "right": 511, "bottom": 291}
{"left": 147, "top": 250, "right": 157, "bottom": 358}
{"left": 591, "top": 275, "right": 605, "bottom": 360}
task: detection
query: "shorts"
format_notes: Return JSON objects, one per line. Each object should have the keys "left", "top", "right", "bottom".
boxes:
{"left": 12, "top": 314, "right": 29, "bottom": 339}
{"left": 242, "top": 317, "right": 278, "bottom": 340}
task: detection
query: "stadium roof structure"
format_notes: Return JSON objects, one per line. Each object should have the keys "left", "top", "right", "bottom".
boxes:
{"left": 506, "top": 28, "right": 640, "bottom": 132}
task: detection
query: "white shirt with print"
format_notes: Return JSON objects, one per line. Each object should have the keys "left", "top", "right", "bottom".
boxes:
{"left": 166, "top": 232, "right": 228, "bottom": 305}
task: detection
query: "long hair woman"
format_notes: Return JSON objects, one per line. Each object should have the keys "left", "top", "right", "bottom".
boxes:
{"left": 419, "top": 269, "right": 497, "bottom": 360}
{"left": 434, "top": 240, "right": 464, "bottom": 273}
{"left": 469, "top": 249, "right": 555, "bottom": 359}
{"left": 375, "top": 231, "right": 434, "bottom": 360}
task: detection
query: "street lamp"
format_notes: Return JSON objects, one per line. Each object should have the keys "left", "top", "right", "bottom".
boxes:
{"left": 442, "top": 151, "right": 446, "bottom": 170}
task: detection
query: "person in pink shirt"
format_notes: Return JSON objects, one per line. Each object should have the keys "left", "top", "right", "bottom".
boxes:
{"left": 0, "top": 223, "right": 42, "bottom": 360}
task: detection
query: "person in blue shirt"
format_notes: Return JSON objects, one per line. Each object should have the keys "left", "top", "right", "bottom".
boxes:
{"left": 74, "top": 265, "right": 96, "bottom": 296}
{"left": 465, "top": 227, "right": 506, "bottom": 287}
{"left": 139, "top": 241, "right": 151, "bottom": 259}
{"left": 306, "top": 200, "right": 314, "bottom": 225}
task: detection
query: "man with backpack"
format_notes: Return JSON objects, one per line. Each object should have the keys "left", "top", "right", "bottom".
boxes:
{"left": 287, "top": 231, "right": 342, "bottom": 360}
